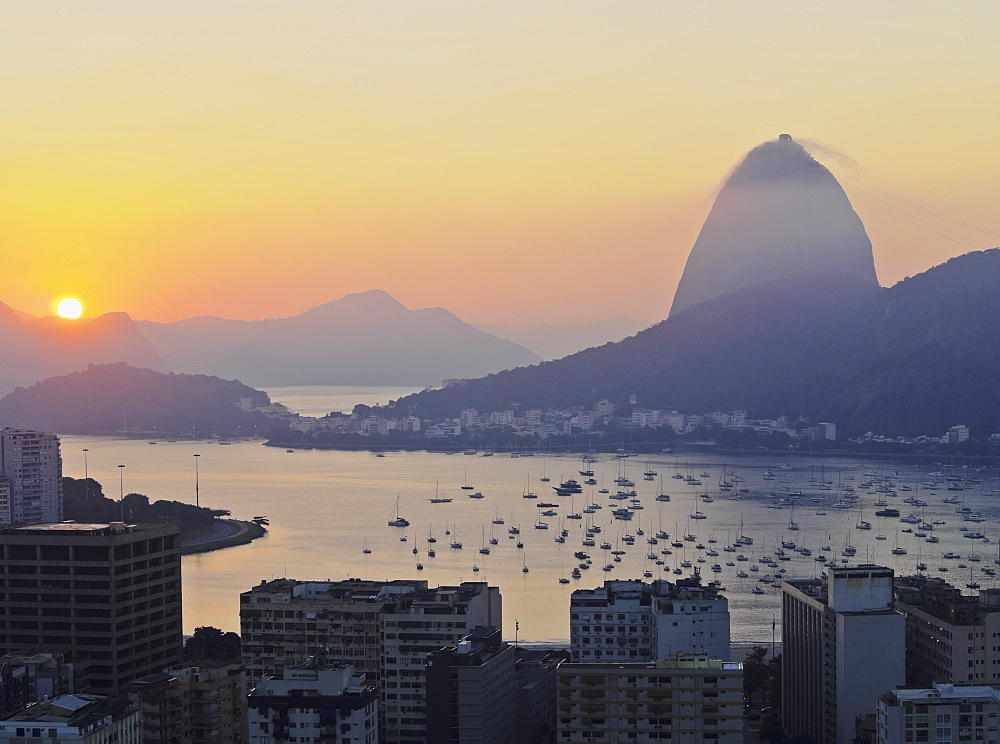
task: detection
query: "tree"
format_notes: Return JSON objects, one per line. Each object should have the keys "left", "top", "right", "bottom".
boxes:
{"left": 183, "top": 626, "right": 241, "bottom": 661}
{"left": 743, "top": 646, "right": 770, "bottom": 704}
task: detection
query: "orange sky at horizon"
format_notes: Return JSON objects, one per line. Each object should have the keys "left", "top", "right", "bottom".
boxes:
{"left": 2, "top": 1, "right": 998, "bottom": 327}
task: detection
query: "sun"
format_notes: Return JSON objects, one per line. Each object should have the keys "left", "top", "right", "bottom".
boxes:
{"left": 56, "top": 297, "right": 84, "bottom": 319}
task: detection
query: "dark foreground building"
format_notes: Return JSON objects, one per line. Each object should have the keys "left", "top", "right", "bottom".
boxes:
{"left": 0, "top": 522, "right": 183, "bottom": 692}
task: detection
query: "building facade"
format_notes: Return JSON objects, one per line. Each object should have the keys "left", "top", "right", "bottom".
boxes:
{"left": 130, "top": 662, "right": 246, "bottom": 744}
{"left": 894, "top": 575, "right": 1000, "bottom": 686}
{"left": 876, "top": 683, "right": 1000, "bottom": 744}
{"left": 240, "top": 578, "right": 501, "bottom": 744}
{"left": 570, "top": 578, "right": 730, "bottom": 662}
{"left": 425, "top": 627, "right": 515, "bottom": 744}
{"left": 0, "top": 429, "right": 62, "bottom": 526}
{"left": 247, "top": 666, "right": 378, "bottom": 744}
{"left": 555, "top": 654, "right": 743, "bottom": 743}
{"left": 782, "top": 565, "right": 906, "bottom": 744}
{"left": 0, "top": 694, "right": 140, "bottom": 744}
{"left": 0, "top": 522, "right": 183, "bottom": 692}
{"left": 514, "top": 649, "right": 564, "bottom": 744}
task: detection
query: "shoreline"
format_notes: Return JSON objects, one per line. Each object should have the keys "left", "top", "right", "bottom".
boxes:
{"left": 181, "top": 519, "right": 267, "bottom": 556}
{"left": 266, "top": 439, "right": 997, "bottom": 464}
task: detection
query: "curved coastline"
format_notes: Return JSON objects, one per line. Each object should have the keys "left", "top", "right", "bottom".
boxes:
{"left": 181, "top": 518, "right": 267, "bottom": 556}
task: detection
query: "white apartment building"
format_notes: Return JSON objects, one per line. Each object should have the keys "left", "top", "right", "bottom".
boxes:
{"left": 0, "top": 429, "right": 62, "bottom": 526}
{"left": 877, "top": 684, "right": 1000, "bottom": 744}
{"left": 0, "top": 695, "right": 140, "bottom": 744}
{"left": 570, "top": 578, "right": 730, "bottom": 662}
{"left": 248, "top": 666, "right": 377, "bottom": 744}
{"left": 783, "top": 565, "right": 906, "bottom": 744}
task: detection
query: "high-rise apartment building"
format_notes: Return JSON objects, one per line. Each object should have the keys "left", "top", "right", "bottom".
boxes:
{"left": 876, "top": 683, "right": 1000, "bottom": 744}
{"left": 569, "top": 577, "right": 730, "bottom": 662}
{"left": 247, "top": 666, "right": 378, "bottom": 744}
{"left": 555, "top": 654, "right": 744, "bottom": 743}
{"left": 240, "top": 578, "right": 501, "bottom": 744}
{"left": 513, "top": 649, "right": 563, "bottom": 744}
{"left": 425, "top": 626, "right": 515, "bottom": 744}
{"left": 129, "top": 662, "right": 247, "bottom": 744}
{"left": 894, "top": 575, "right": 1000, "bottom": 686}
{"left": 0, "top": 429, "right": 62, "bottom": 526}
{"left": 0, "top": 522, "right": 183, "bottom": 692}
{"left": 782, "top": 565, "right": 906, "bottom": 744}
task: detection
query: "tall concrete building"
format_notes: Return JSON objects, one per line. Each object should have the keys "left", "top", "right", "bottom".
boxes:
{"left": 876, "top": 683, "right": 1000, "bottom": 744}
{"left": 555, "top": 654, "right": 744, "bottom": 743}
{"left": 513, "top": 649, "right": 563, "bottom": 744}
{"left": 247, "top": 666, "right": 378, "bottom": 744}
{"left": 129, "top": 662, "right": 247, "bottom": 744}
{"left": 0, "top": 429, "right": 62, "bottom": 526}
{"left": 240, "top": 578, "right": 501, "bottom": 744}
{"left": 425, "top": 627, "right": 515, "bottom": 744}
{"left": 569, "top": 577, "right": 730, "bottom": 662}
{"left": 894, "top": 575, "right": 1000, "bottom": 686}
{"left": 782, "top": 565, "right": 906, "bottom": 744}
{"left": 0, "top": 522, "right": 183, "bottom": 692}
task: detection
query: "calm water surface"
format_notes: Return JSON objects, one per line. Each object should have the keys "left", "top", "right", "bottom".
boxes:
{"left": 57, "top": 398, "right": 1000, "bottom": 646}
{"left": 261, "top": 386, "right": 424, "bottom": 416}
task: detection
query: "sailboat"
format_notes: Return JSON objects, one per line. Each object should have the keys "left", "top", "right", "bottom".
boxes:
{"left": 522, "top": 477, "right": 538, "bottom": 499}
{"left": 429, "top": 478, "right": 452, "bottom": 503}
{"left": 479, "top": 528, "right": 491, "bottom": 555}
{"left": 362, "top": 538, "right": 372, "bottom": 554}
{"left": 388, "top": 495, "right": 410, "bottom": 527}
{"left": 655, "top": 475, "right": 670, "bottom": 502}
{"left": 559, "top": 560, "right": 570, "bottom": 583}
{"left": 460, "top": 468, "right": 475, "bottom": 490}
{"left": 540, "top": 462, "right": 550, "bottom": 483}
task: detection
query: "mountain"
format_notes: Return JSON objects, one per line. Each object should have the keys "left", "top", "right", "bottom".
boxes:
{"left": 0, "top": 305, "right": 164, "bottom": 396}
{"left": 137, "top": 290, "right": 541, "bottom": 387}
{"left": 0, "top": 363, "right": 287, "bottom": 435}
{"left": 473, "top": 317, "right": 650, "bottom": 361}
{"left": 669, "top": 134, "right": 878, "bottom": 317}
{"left": 385, "top": 250, "right": 1000, "bottom": 438}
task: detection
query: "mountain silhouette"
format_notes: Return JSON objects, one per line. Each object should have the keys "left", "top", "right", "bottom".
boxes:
{"left": 387, "top": 250, "right": 1000, "bottom": 438}
{"left": 669, "top": 134, "right": 878, "bottom": 317}
{"left": 0, "top": 363, "right": 285, "bottom": 435}
{"left": 137, "top": 289, "right": 541, "bottom": 386}
{"left": 0, "top": 306, "right": 164, "bottom": 396}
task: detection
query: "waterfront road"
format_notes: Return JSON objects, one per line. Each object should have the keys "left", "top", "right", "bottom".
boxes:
{"left": 181, "top": 519, "right": 248, "bottom": 549}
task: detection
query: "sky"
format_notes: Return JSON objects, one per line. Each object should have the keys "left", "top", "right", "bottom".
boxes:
{"left": 2, "top": 1, "right": 998, "bottom": 326}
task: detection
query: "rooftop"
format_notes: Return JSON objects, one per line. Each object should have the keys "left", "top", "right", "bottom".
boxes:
{"left": 886, "top": 683, "right": 1000, "bottom": 705}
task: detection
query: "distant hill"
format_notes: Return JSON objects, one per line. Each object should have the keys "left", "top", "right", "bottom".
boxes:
{"left": 474, "top": 317, "right": 650, "bottom": 361}
{"left": 138, "top": 289, "right": 541, "bottom": 386}
{"left": 385, "top": 250, "right": 1000, "bottom": 438}
{"left": 0, "top": 306, "right": 163, "bottom": 396}
{"left": 0, "top": 363, "right": 287, "bottom": 436}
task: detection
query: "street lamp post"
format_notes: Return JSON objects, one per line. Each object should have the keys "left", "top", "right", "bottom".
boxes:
{"left": 82, "top": 448, "right": 89, "bottom": 502}
{"left": 117, "top": 464, "right": 125, "bottom": 522}
{"left": 193, "top": 453, "right": 201, "bottom": 508}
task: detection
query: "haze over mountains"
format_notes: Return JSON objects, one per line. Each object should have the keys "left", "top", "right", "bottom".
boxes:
{"left": 474, "top": 318, "right": 650, "bottom": 361}
{"left": 386, "top": 135, "right": 1000, "bottom": 438}
{"left": 0, "top": 303, "right": 163, "bottom": 395}
{"left": 669, "top": 134, "right": 878, "bottom": 317}
{"left": 136, "top": 290, "right": 542, "bottom": 387}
